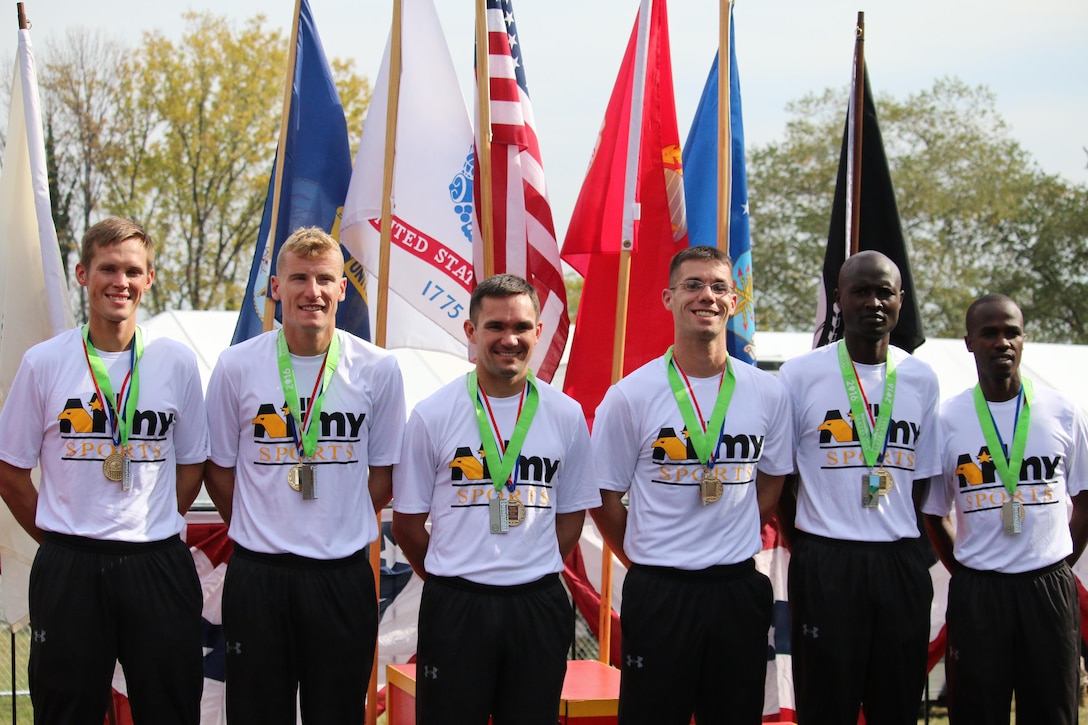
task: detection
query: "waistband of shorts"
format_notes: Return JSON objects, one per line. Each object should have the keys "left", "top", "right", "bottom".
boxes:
{"left": 630, "top": 559, "right": 755, "bottom": 581}
{"left": 232, "top": 544, "right": 367, "bottom": 569}
{"left": 955, "top": 558, "right": 1069, "bottom": 580}
{"left": 428, "top": 573, "right": 560, "bottom": 595}
{"left": 43, "top": 531, "right": 182, "bottom": 554}
{"left": 797, "top": 530, "right": 920, "bottom": 550}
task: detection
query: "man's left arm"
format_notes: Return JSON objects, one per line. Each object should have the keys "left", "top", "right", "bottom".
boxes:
{"left": 756, "top": 472, "right": 786, "bottom": 528}
{"left": 556, "top": 511, "right": 586, "bottom": 563}
{"left": 369, "top": 465, "right": 393, "bottom": 512}
{"left": 1067, "top": 491, "right": 1088, "bottom": 566}
{"left": 176, "top": 463, "right": 205, "bottom": 514}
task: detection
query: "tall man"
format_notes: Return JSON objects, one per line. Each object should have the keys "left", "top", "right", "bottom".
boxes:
{"left": 0, "top": 217, "right": 208, "bottom": 724}
{"left": 392, "top": 274, "right": 599, "bottom": 725}
{"left": 591, "top": 245, "right": 794, "bottom": 724}
{"left": 777, "top": 250, "right": 941, "bottom": 724}
{"left": 923, "top": 294, "right": 1088, "bottom": 724}
{"left": 205, "top": 227, "right": 405, "bottom": 724}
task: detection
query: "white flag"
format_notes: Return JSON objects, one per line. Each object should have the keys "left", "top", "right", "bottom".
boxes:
{"left": 341, "top": 0, "right": 475, "bottom": 356}
{"left": 0, "top": 27, "right": 76, "bottom": 630}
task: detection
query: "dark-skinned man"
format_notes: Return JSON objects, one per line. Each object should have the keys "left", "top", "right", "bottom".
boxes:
{"left": 778, "top": 250, "right": 941, "bottom": 724}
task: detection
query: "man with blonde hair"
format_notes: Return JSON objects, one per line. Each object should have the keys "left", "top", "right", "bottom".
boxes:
{"left": 206, "top": 226, "right": 406, "bottom": 723}
{"left": 0, "top": 216, "right": 209, "bottom": 724}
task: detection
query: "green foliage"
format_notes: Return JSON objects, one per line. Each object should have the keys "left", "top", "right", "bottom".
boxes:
{"left": 748, "top": 77, "right": 1088, "bottom": 343}
{"left": 19, "top": 13, "right": 371, "bottom": 316}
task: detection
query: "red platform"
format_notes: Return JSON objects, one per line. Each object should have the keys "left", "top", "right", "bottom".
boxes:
{"left": 386, "top": 659, "right": 620, "bottom": 724}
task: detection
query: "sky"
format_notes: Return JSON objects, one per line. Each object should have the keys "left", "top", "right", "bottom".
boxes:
{"left": 5, "top": 0, "right": 1087, "bottom": 242}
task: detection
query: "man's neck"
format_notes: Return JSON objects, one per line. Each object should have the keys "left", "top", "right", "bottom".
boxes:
{"left": 283, "top": 328, "right": 334, "bottom": 358}
{"left": 671, "top": 337, "right": 729, "bottom": 378}
{"left": 843, "top": 334, "right": 890, "bottom": 366}
{"left": 980, "top": 373, "right": 1022, "bottom": 403}
{"left": 86, "top": 317, "right": 137, "bottom": 352}
{"left": 476, "top": 371, "right": 528, "bottom": 399}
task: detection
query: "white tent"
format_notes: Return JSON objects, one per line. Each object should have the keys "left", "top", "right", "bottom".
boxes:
{"left": 146, "top": 312, "right": 1088, "bottom": 413}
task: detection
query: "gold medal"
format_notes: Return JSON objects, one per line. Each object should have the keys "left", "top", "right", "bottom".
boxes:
{"left": 506, "top": 498, "right": 526, "bottom": 527}
{"left": 875, "top": 468, "right": 894, "bottom": 495}
{"left": 700, "top": 468, "right": 723, "bottom": 505}
{"left": 103, "top": 452, "right": 125, "bottom": 482}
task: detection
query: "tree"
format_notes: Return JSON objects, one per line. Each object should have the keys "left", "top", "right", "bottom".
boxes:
{"left": 4, "top": 14, "right": 371, "bottom": 316}
{"left": 747, "top": 77, "right": 1087, "bottom": 342}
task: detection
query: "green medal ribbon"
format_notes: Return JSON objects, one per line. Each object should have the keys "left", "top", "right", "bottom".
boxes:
{"left": 468, "top": 371, "right": 540, "bottom": 493}
{"left": 276, "top": 330, "right": 340, "bottom": 460}
{"left": 973, "top": 379, "right": 1033, "bottom": 496}
{"left": 837, "top": 340, "right": 897, "bottom": 473}
{"left": 665, "top": 346, "right": 736, "bottom": 467}
{"left": 81, "top": 325, "right": 143, "bottom": 450}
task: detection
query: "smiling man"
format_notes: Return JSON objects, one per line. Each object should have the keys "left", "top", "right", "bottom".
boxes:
{"left": 392, "top": 274, "right": 599, "bottom": 725}
{"left": 0, "top": 217, "right": 208, "bottom": 724}
{"left": 777, "top": 250, "right": 941, "bottom": 725}
{"left": 590, "top": 245, "right": 794, "bottom": 724}
{"left": 923, "top": 294, "right": 1088, "bottom": 725}
{"left": 205, "top": 227, "right": 406, "bottom": 724}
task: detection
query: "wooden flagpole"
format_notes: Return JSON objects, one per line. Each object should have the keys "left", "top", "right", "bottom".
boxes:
{"left": 598, "top": 0, "right": 654, "bottom": 666}
{"left": 16, "top": 2, "right": 26, "bottom": 30}
{"left": 368, "top": 2, "right": 404, "bottom": 721}
{"left": 849, "top": 11, "right": 865, "bottom": 256}
{"left": 260, "top": 0, "right": 304, "bottom": 333}
{"left": 717, "top": 0, "right": 732, "bottom": 252}
{"left": 475, "top": 0, "right": 495, "bottom": 279}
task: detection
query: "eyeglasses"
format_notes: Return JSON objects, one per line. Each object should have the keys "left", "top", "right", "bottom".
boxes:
{"left": 670, "top": 279, "right": 733, "bottom": 296}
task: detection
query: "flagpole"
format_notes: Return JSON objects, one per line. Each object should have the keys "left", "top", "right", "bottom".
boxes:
{"left": 474, "top": 0, "right": 496, "bottom": 278}
{"left": 16, "top": 3, "right": 26, "bottom": 30}
{"left": 376, "top": 0, "right": 403, "bottom": 352}
{"left": 849, "top": 11, "right": 865, "bottom": 256}
{"left": 597, "top": 0, "right": 653, "bottom": 666}
{"left": 260, "top": 0, "right": 304, "bottom": 333}
{"left": 369, "top": 2, "right": 404, "bottom": 721}
{"left": 717, "top": 0, "right": 732, "bottom": 252}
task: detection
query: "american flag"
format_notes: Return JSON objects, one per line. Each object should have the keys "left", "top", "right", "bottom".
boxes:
{"left": 476, "top": 0, "right": 569, "bottom": 382}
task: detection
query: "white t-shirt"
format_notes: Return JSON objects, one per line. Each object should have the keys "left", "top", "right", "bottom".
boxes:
{"left": 923, "top": 383, "right": 1088, "bottom": 573}
{"left": 592, "top": 355, "right": 794, "bottom": 568}
{"left": 393, "top": 375, "right": 599, "bottom": 586}
{"left": 0, "top": 327, "right": 208, "bottom": 542}
{"left": 778, "top": 343, "right": 941, "bottom": 542}
{"left": 207, "top": 330, "right": 405, "bottom": 559}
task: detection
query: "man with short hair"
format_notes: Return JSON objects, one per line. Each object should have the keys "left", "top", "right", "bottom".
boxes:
{"left": 392, "top": 273, "right": 598, "bottom": 725}
{"left": 777, "top": 250, "right": 941, "bottom": 724}
{"left": 0, "top": 217, "right": 208, "bottom": 724}
{"left": 205, "top": 226, "right": 406, "bottom": 723}
{"left": 923, "top": 294, "right": 1088, "bottom": 724}
{"left": 591, "top": 245, "right": 794, "bottom": 724}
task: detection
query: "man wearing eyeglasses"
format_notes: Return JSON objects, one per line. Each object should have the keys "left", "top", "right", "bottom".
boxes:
{"left": 777, "top": 250, "right": 941, "bottom": 725}
{"left": 591, "top": 245, "right": 794, "bottom": 724}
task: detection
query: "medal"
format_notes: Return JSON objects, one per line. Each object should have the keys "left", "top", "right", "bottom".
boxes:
{"left": 277, "top": 330, "right": 339, "bottom": 502}
{"left": 1002, "top": 500, "right": 1026, "bottom": 535}
{"left": 103, "top": 451, "right": 124, "bottom": 482}
{"left": 82, "top": 326, "right": 142, "bottom": 491}
{"left": 288, "top": 462, "right": 316, "bottom": 499}
{"left": 665, "top": 348, "right": 736, "bottom": 505}
{"left": 470, "top": 372, "right": 540, "bottom": 521}
{"left": 975, "top": 382, "right": 1034, "bottom": 532}
{"left": 861, "top": 474, "right": 881, "bottom": 508}
{"left": 839, "top": 342, "right": 898, "bottom": 503}
{"left": 874, "top": 467, "right": 894, "bottom": 495}
{"left": 506, "top": 498, "right": 526, "bottom": 526}
{"left": 700, "top": 468, "right": 723, "bottom": 505}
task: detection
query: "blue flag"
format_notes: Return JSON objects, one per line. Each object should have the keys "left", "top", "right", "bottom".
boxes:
{"left": 231, "top": 0, "right": 369, "bottom": 344}
{"left": 681, "top": 12, "right": 755, "bottom": 365}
